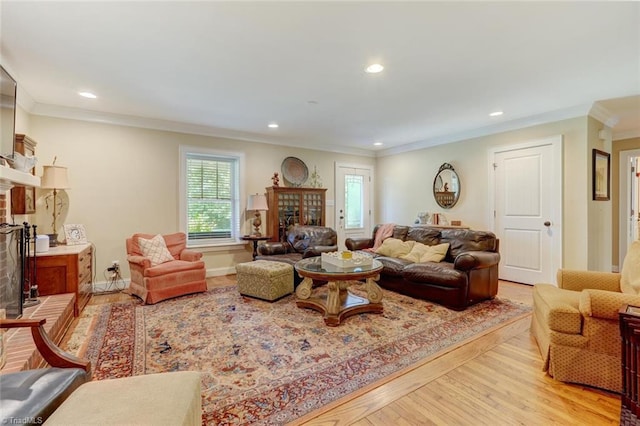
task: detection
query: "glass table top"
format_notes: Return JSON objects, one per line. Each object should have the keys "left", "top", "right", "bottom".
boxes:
{"left": 295, "top": 256, "right": 383, "bottom": 276}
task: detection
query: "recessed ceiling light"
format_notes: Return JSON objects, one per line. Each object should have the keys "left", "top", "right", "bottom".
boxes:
{"left": 365, "top": 64, "right": 384, "bottom": 74}
{"left": 78, "top": 91, "right": 97, "bottom": 99}
{"left": 373, "top": 142, "right": 383, "bottom": 146}
{"left": 489, "top": 111, "right": 503, "bottom": 117}
{"left": 268, "top": 123, "right": 279, "bottom": 129}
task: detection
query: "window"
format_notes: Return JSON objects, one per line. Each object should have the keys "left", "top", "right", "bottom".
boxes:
{"left": 180, "top": 146, "right": 243, "bottom": 246}
{"left": 345, "top": 174, "right": 364, "bottom": 229}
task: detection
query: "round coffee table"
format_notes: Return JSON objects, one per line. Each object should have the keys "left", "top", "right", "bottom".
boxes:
{"left": 294, "top": 256, "right": 384, "bottom": 326}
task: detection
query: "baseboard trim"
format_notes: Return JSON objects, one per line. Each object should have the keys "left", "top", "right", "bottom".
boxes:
{"left": 207, "top": 266, "right": 237, "bottom": 277}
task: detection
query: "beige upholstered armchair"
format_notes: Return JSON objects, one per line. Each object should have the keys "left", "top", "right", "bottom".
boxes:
{"left": 126, "top": 232, "right": 207, "bottom": 304}
{"left": 531, "top": 241, "right": 640, "bottom": 392}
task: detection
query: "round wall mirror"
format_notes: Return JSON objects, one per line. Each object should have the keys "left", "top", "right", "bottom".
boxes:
{"left": 433, "top": 163, "right": 460, "bottom": 209}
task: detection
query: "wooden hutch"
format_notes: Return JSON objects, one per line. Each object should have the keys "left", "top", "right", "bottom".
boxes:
{"left": 265, "top": 186, "right": 327, "bottom": 242}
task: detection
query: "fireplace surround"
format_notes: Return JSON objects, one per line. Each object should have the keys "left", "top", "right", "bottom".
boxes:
{"left": 0, "top": 224, "right": 23, "bottom": 319}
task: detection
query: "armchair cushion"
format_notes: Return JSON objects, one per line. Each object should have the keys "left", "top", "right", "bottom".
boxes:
{"left": 579, "top": 289, "right": 640, "bottom": 320}
{"left": 138, "top": 234, "right": 175, "bottom": 266}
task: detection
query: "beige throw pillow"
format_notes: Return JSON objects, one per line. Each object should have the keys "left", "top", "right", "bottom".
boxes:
{"left": 375, "top": 238, "right": 415, "bottom": 258}
{"left": 621, "top": 240, "right": 640, "bottom": 294}
{"left": 401, "top": 242, "right": 450, "bottom": 263}
{"left": 138, "top": 234, "right": 175, "bottom": 266}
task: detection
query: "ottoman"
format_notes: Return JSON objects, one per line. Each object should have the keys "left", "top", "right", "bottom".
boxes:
{"left": 236, "top": 260, "right": 294, "bottom": 301}
{"left": 44, "top": 371, "right": 202, "bottom": 425}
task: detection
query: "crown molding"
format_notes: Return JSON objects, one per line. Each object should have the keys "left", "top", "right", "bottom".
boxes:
{"left": 589, "top": 102, "right": 620, "bottom": 128}
{"left": 27, "top": 103, "right": 376, "bottom": 158}
{"left": 376, "top": 103, "right": 593, "bottom": 157}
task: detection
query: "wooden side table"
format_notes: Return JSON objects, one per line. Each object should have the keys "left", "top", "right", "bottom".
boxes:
{"left": 620, "top": 305, "right": 640, "bottom": 425}
{"left": 241, "top": 235, "right": 271, "bottom": 260}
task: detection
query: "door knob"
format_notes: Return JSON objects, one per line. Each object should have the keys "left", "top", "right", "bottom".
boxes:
{"left": 340, "top": 216, "right": 344, "bottom": 220}
{"left": 544, "top": 221, "right": 551, "bottom": 227}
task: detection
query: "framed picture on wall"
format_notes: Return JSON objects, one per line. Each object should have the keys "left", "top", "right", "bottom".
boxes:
{"left": 593, "top": 149, "right": 610, "bottom": 201}
{"left": 63, "top": 224, "right": 88, "bottom": 245}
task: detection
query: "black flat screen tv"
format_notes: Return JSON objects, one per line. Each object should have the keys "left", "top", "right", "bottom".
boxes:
{"left": 0, "top": 65, "right": 17, "bottom": 161}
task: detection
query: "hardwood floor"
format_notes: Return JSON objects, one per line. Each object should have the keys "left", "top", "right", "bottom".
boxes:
{"left": 78, "top": 278, "right": 621, "bottom": 426}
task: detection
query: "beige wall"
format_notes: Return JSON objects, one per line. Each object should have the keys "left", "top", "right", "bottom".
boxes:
{"left": 586, "top": 116, "right": 612, "bottom": 271}
{"left": 12, "top": 107, "right": 620, "bottom": 281}
{"left": 612, "top": 136, "right": 640, "bottom": 268}
{"left": 376, "top": 116, "right": 600, "bottom": 270}
{"left": 13, "top": 114, "right": 374, "bottom": 279}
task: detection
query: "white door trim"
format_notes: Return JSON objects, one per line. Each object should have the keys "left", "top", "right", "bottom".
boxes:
{"left": 488, "top": 135, "right": 564, "bottom": 282}
{"left": 618, "top": 149, "right": 640, "bottom": 270}
{"left": 334, "top": 162, "right": 374, "bottom": 249}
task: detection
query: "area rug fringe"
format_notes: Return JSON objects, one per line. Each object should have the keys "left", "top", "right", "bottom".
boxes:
{"left": 68, "top": 285, "right": 532, "bottom": 425}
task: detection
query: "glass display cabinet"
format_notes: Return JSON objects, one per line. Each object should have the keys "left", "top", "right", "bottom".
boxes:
{"left": 265, "top": 186, "right": 327, "bottom": 242}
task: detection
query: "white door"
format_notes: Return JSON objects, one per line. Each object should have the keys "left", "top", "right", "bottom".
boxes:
{"left": 618, "top": 150, "right": 640, "bottom": 269}
{"left": 492, "top": 137, "right": 562, "bottom": 285}
{"left": 335, "top": 164, "right": 372, "bottom": 251}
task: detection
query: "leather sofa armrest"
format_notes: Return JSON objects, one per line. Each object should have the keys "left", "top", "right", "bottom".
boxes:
{"left": 579, "top": 289, "right": 640, "bottom": 320}
{"left": 345, "top": 238, "right": 374, "bottom": 251}
{"left": 556, "top": 269, "right": 621, "bottom": 292}
{"left": 303, "top": 245, "right": 338, "bottom": 258}
{"left": 128, "top": 255, "right": 151, "bottom": 269}
{"left": 453, "top": 251, "right": 500, "bottom": 272}
{"left": 180, "top": 249, "right": 203, "bottom": 262}
{"left": 257, "top": 242, "right": 289, "bottom": 256}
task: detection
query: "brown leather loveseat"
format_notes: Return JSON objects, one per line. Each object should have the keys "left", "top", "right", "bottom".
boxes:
{"left": 255, "top": 225, "right": 338, "bottom": 285}
{"left": 346, "top": 225, "right": 500, "bottom": 310}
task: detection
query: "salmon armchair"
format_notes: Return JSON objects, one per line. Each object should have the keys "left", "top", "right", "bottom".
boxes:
{"left": 126, "top": 232, "right": 207, "bottom": 304}
{"left": 531, "top": 241, "right": 640, "bottom": 392}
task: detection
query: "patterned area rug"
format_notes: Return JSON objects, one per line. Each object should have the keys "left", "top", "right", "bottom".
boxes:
{"left": 67, "top": 285, "right": 531, "bottom": 425}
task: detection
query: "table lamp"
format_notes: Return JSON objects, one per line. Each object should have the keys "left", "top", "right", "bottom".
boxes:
{"left": 247, "top": 194, "right": 268, "bottom": 236}
{"left": 41, "top": 161, "right": 70, "bottom": 246}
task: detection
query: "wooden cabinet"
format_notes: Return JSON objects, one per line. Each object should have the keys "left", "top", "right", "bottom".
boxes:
{"left": 11, "top": 134, "right": 37, "bottom": 214}
{"left": 35, "top": 244, "right": 93, "bottom": 316}
{"left": 265, "top": 186, "right": 327, "bottom": 242}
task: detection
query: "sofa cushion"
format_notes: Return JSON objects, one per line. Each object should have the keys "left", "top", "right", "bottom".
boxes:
{"left": 401, "top": 242, "right": 449, "bottom": 263}
{"left": 441, "top": 229, "right": 497, "bottom": 260}
{"left": 620, "top": 240, "right": 640, "bottom": 295}
{"left": 376, "top": 256, "right": 414, "bottom": 277}
{"left": 376, "top": 238, "right": 415, "bottom": 258}
{"left": 401, "top": 262, "right": 465, "bottom": 289}
{"left": 138, "top": 234, "right": 175, "bottom": 266}
{"left": 406, "top": 227, "right": 441, "bottom": 245}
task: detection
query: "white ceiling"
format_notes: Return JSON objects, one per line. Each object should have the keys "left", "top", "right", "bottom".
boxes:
{"left": 1, "top": 1, "right": 639, "bottom": 157}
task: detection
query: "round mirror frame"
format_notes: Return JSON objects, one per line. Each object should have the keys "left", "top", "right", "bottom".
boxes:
{"left": 433, "top": 163, "right": 460, "bottom": 209}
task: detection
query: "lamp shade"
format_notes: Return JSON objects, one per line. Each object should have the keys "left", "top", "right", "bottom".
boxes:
{"left": 41, "top": 165, "right": 70, "bottom": 189}
{"left": 247, "top": 194, "right": 268, "bottom": 211}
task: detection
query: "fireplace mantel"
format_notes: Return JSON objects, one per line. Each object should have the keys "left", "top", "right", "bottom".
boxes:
{"left": 0, "top": 164, "right": 40, "bottom": 191}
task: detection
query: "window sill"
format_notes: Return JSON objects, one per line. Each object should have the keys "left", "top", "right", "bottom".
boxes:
{"left": 187, "top": 241, "right": 247, "bottom": 253}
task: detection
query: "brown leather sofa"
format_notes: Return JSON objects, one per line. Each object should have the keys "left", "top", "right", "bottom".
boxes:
{"left": 255, "top": 225, "right": 338, "bottom": 285}
{"left": 346, "top": 225, "right": 500, "bottom": 310}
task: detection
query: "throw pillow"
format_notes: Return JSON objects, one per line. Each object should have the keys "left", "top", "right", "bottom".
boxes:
{"left": 621, "top": 240, "right": 640, "bottom": 294}
{"left": 419, "top": 243, "right": 450, "bottom": 263}
{"left": 400, "top": 242, "right": 450, "bottom": 263}
{"left": 375, "top": 238, "right": 415, "bottom": 258}
{"left": 138, "top": 234, "right": 175, "bottom": 266}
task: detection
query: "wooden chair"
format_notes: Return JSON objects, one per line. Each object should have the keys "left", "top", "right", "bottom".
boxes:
{"left": 0, "top": 318, "right": 90, "bottom": 424}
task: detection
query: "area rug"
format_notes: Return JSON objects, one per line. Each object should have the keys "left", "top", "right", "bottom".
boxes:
{"left": 67, "top": 285, "right": 531, "bottom": 425}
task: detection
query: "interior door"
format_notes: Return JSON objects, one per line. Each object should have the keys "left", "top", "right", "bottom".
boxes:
{"left": 492, "top": 138, "right": 562, "bottom": 285}
{"left": 618, "top": 150, "right": 640, "bottom": 269}
{"left": 335, "top": 164, "right": 372, "bottom": 251}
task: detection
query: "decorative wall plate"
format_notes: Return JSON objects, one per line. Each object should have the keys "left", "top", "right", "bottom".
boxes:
{"left": 281, "top": 156, "right": 308, "bottom": 187}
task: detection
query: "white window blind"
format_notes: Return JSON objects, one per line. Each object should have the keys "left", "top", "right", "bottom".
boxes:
{"left": 184, "top": 151, "right": 240, "bottom": 245}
